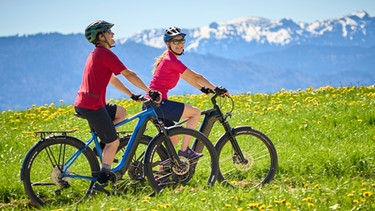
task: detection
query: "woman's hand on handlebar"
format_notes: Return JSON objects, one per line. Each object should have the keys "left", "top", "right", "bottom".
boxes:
{"left": 200, "top": 87, "right": 215, "bottom": 94}
{"left": 215, "top": 86, "right": 229, "bottom": 97}
{"left": 148, "top": 90, "right": 162, "bottom": 103}
{"left": 200, "top": 86, "right": 229, "bottom": 97}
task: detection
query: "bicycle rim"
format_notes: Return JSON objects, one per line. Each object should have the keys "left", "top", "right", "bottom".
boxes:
{"left": 144, "top": 127, "right": 219, "bottom": 194}
{"left": 216, "top": 126, "right": 278, "bottom": 188}
{"left": 21, "top": 137, "right": 99, "bottom": 207}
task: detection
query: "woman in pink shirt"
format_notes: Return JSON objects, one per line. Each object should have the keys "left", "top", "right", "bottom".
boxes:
{"left": 149, "top": 26, "right": 228, "bottom": 158}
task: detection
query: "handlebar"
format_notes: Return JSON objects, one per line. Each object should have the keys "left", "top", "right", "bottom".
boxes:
{"left": 140, "top": 95, "right": 160, "bottom": 108}
{"left": 209, "top": 91, "right": 234, "bottom": 120}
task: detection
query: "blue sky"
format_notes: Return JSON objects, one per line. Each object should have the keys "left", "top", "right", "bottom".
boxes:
{"left": 1, "top": 0, "right": 374, "bottom": 39}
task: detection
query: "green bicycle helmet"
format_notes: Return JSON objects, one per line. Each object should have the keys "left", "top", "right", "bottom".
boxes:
{"left": 85, "top": 20, "right": 114, "bottom": 44}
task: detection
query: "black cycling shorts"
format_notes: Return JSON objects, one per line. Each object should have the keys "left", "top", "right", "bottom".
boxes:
{"left": 75, "top": 103, "right": 118, "bottom": 144}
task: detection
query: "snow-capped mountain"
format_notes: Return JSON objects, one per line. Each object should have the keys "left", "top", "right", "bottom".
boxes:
{"left": 122, "top": 10, "right": 374, "bottom": 59}
{"left": 0, "top": 10, "right": 374, "bottom": 111}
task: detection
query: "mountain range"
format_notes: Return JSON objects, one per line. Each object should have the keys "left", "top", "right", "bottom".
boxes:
{"left": 0, "top": 10, "right": 374, "bottom": 111}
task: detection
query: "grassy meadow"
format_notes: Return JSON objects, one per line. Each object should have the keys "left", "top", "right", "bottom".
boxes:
{"left": 0, "top": 85, "right": 374, "bottom": 210}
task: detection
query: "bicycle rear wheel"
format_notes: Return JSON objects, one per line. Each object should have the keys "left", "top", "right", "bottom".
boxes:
{"left": 215, "top": 126, "right": 278, "bottom": 187}
{"left": 20, "top": 136, "right": 99, "bottom": 207}
{"left": 144, "top": 127, "right": 219, "bottom": 194}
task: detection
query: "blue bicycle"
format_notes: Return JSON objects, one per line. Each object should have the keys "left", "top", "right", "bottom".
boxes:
{"left": 20, "top": 98, "right": 219, "bottom": 207}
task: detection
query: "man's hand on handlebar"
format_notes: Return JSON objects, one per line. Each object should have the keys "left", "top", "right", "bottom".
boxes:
{"left": 131, "top": 94, "right": 142, "bottom": 101}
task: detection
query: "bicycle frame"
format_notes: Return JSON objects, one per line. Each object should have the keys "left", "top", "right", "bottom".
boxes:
{"left": 191, "top": 94, "right": 247, "bottom": 163}
{"left": 60, "top": 101, "right": 163, "bottom": 182}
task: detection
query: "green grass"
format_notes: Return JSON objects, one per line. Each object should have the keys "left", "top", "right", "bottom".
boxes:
{"left": 1, "top": 85, "right": 374, "bottom": 210}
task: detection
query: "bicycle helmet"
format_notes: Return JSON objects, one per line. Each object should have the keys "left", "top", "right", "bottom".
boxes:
{"left": 85, "top": 20, "right": 114, "bottom": 44}
{"left": 163, "top": 26, "right": 186, "bottom": 42}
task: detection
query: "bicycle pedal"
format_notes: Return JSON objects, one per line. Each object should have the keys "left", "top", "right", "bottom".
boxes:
{"left": 92, "top": 183, "right": 110, "bottom": 196}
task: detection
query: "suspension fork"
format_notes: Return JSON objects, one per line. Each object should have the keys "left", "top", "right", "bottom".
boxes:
{"left": 222, "top": 121, "right": 248, "bottom": 164}
{"left": 152, "top": 119, "right": 183, "bottom": 166}
{"left": 194, "top": 110, "right": 248, "bottom": 164}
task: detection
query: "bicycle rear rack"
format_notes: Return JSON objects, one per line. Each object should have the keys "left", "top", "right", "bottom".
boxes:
{"left": 34, "top": 130, "right": 77, "bottom": 139}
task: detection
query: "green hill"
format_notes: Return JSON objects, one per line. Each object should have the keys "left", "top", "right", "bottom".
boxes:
{"left": 1, "top": 85, "right": 374, "bottom": 210}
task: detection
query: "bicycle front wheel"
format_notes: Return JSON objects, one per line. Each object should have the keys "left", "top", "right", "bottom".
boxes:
{"left": 144, "top": 127, "right": 219, "bottom": 194}
{"left": 215, "top": 126, "right": 278, "bottom": 188}
{"left": 20, "top": 136, "right": 99, "bottom": 207}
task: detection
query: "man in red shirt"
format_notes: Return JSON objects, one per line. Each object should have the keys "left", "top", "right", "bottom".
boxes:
{"left": 74, "top": 20, "right": 160, "bottom": 184}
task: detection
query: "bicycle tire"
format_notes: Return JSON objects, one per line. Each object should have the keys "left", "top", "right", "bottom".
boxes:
{"left": 144, "top": 127, "right": 219, "bottom": 193}
{"left": 20, "top": 136, "right": 99, "bottom": 207}
{"left": 215, "top": 126, "right": 278, "bottom": 187}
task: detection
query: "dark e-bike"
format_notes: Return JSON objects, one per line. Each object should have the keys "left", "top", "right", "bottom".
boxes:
{"left": 182, "top": 91, "right": 278, "bottom": 187}
{"left": 20, "top": 97, "right": 219, "bottom": 207}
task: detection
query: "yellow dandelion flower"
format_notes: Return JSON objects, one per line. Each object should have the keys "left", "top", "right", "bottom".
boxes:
{"left": 274, "top": 199, "right": 286, "bottom": 204}
{"left": 357, "top": 119, "right": 363, "bottom": 123}
{"left": 314, "top": 184, "right": 319, "bottom": 188}
{"left": 371, "top": 183, "right": 375, "bottom": 187}
{"left": 362, "top": 191, "right": 373, "bottom": 197}
{"left": 225, "top": 204, "right": 232, "bottom": 208}
{"left": 230, "top": 181, "right": 238, "bottom": 185}
{"left": 201, "top": 198, "right": 206, "bottom": 202}
{"left": 304, "top": 183, "right": 309, "bottom": 188}
{"left": 302, "top": 197, "right": 313, "bottom": 202}
{"left": 353, "top": 199, "right": 359, "bottom": 204}
{"left": 247, "top": 202, "right": 260, "bottom": 208}
{"left": 237, "top": 208, "right": 243, "bottom": 211}
{"left": 110, "top": 208, "right": 116, "bottom": 211}
{"left": 347, "top": 193, "right": 355, "bottom": 197}
{"left": 307, "top": 203, "right": 314, "bottom": 208}
{"left": 286, "top": 202, "right": 292, "bottom": 207}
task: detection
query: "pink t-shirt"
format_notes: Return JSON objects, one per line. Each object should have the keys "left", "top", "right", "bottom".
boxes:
{"left": 74, "top": 46, "right": 126, "bottom": 110}
{"left": 149, "top": 51, "right": 187, "bottom": 99}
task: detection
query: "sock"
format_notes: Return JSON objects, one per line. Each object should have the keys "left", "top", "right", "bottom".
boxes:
{"left": 100, "top": 164, "right": 111, "bottom": 172}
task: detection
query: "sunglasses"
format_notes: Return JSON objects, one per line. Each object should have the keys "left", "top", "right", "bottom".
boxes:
{"left": 104, "top": 29, "right": 113, "bottom": 34}
{"left": 170, "top": 38, "right": 186, "bottom": 45}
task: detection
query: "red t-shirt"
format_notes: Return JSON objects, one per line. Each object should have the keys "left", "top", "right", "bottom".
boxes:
{"left": 149, "top": 51, "right": 187, "bottom": 99}
{"left": 74, "top": 46, "right": 126, "bottom": 110}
